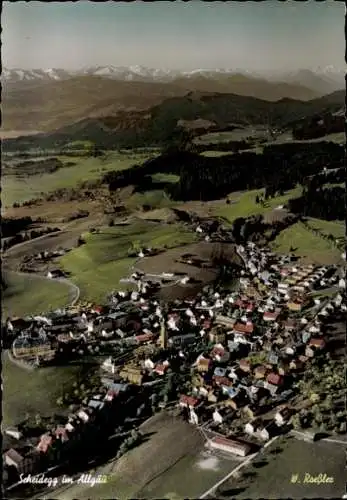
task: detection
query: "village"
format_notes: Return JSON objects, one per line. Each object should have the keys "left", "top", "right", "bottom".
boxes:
{"left": 2, "top": 235, "right": 346, "bottom": 495}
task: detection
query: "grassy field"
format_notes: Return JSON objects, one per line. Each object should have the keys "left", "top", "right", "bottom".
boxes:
{"left": 138, "top": 449, "right": 239, "bottom": 499}
{"left": 125, "top": 189, "right": 176, "bottom": 211}
{"left": 2, "top": 351, "right": 95, "bottom": 426}
{"left": 200, "top": 151, "right": 235, "bottom": 157}
{"left": 214, "top": 187, "right": 302, "bottom": 223}
{"left": 151, "top": 172, "right": 180, "bottom": 184}
{"left": 305, "top": 218, "right": 345, "bottom": 238}
{"left": 50, "top": 412, "right": 239, "bottom": 500}
{"left": 193, "top": 127, "right": 267, "bottom": 144}
{"left": 2, "top": 271, "right": 72, "bottom": 318}
{"left": 2, "top": 151, "right": 152, "bottom": 208}
{"left": 219, "top": 436, "right": 346, "bottom": 499}
{"left": 268, "top": 131, "right": 345, "bottom": 146}
{"left": 59, "top": 220, "right": 197, "bottom": 303}
{"left": 270, "top": 221, "right": 343, "bottom": 264}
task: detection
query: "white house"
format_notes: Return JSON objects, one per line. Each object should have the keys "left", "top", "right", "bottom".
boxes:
{"left": 275, "top": 407, "right": 292, "bottom": 426}
{"left": 338, "top": 278, "right": 346, "bottom": 289}
{"left": 101, "top": 357, "right": 116, "bottom": 374}
{"left": 213, "top": 409, "right": 224, "bottom": 424}
{"left": 144, "top": 358, "right": 155, "bottom": 370}
{"left": 334, "top": 294, "right": 343, "bottom": 307}
{"left": 77, "top": 410, "right": 90, "bottom": 423}
{"left": 5, "top": 428, "right": 23, "bottom": 440}
{"left": 101, "top": 329, "right": 113, "bottom": 338}
{"left": 189, "top": 409, "right": 199, "bottom": 425}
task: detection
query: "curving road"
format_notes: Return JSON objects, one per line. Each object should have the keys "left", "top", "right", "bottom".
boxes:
{"left": 3, "top": 228, "right": 81, "bottom": 308}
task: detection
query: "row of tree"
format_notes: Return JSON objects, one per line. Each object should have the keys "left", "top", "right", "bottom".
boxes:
{"left": 288, "top": 186, "right": 345, "bottom": 221}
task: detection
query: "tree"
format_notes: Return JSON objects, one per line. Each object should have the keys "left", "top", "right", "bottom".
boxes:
{"left": 56, "top": 397, "right": 64, "bottom": 407}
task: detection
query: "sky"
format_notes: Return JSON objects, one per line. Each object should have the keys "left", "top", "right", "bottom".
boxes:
{"left": 2, "top": 0, "right": 345, "bottom": 72}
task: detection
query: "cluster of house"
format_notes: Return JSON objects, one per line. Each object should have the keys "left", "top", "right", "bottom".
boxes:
{"left": 4, "top": 240, "right": 345, "bottom": 475}
{"left": 3, "top": 376, "right": 137, "bottom": 485}
{"left": 96, "top": 243, "right": 345, "bottom": 453}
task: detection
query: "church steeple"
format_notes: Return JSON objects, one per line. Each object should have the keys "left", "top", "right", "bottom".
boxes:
{"left": 159, "top": 316, "right": 168, "bottom": 349}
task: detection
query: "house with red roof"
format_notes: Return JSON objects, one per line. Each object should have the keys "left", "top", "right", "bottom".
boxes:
{"left": 202, "top": 318, "right": 212, "bottom": 330}
{"left": 266, "top": 372, "right": 284, "bottom": 386}
{"left": 308, "top": 338, "right": 326, "bottom": 349}
{"left": 306, "top": 337, "right": 326, "bottom": 357}
{"left": 154, "top": 363, "right": 169, "bottom": 376}
{"left": 136, "top": 332, "right": 155, "bottom": 344}
{"left": 92, "top": 305, "right": 104, "bottom": 314}
{"left": 263, "top": 311, "right": 279, "bottom": 322}
{"left": 54, "top": 426, "right": 69, "bottom": 443}
{"left": 213, "top": 375, "right": 233, "bottom": 387}
{"left": 235, "top": 299, "right": 245, "bottom": 308}
{"left": 211, "top": 345, "right": 230, "bottom": 362}
{"left": 179, "top": 395, "right": 200, "bottom": 408}
{"left": 36, "top": 433, "right": 53, "bottom": 454}
{"left": 246, "top": 303, "right": 255, "bottom": 313}
{"left": 233, "top": 322, "right": 254, "bottom": 335}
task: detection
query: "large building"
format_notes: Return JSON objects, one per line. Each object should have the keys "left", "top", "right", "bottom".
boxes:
{"left": 207, "top": 436, "right": 252, "bottom": 457}
{"left": 12, "top": 334, "right": 55, "bottom": 359}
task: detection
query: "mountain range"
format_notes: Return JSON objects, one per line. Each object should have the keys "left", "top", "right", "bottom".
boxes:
{"left": 3, "top": 65, "right": 345, "bottom": 134}
{"left": 3, "top": 65, "right": 344, "bottom": 93}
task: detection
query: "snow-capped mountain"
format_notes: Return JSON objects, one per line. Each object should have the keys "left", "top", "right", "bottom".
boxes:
{"left": 80, "top": 65, "right": 182, "bottom": 81}
{"left": 2, "top": 65, "right": 345, "bottom": 93}
{"left": 2, "top": 67, "right": 73, "bottom": 83}
{"left": 1, "top": 65, "right": 255, "bottom": 84}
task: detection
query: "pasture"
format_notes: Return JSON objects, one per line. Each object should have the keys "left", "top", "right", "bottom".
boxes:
{"left": 215, "top": 186, "right": 303, "bottom": 223}
{"left": 2, "top": 270, "right": 72, "bottom": 318}
{"left": 217, "top": 436, "right": 346, "bottom": 499}
{"left": 2, "top": 151, "right": 153, "bottom": 208}
{"left": 2, "top": 351, "right": 94, "bottom": 427}
{"left": 59, "top": 220, "right": 197, "bottom": 303}
{"left": 270, "top": 220, "right": 343, "bottom": 265}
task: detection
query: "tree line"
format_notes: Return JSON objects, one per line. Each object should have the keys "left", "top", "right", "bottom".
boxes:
{"left": 292, "top": 112, "right": 344, "bottom": 140}
{"left": 104, "top": 140, "right": 344, "bottom": 203}
{"left": 288, "top": 186, "right": 345, "bottom": 221}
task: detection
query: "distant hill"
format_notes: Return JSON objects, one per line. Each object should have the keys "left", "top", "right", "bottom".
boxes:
{"left": 280, "top": 69, "right": 345, "bottom": 96}
{"left": 170, "top": 73, "right": 318, "bottom": 101}
{"left": 3, "top": 89, "right": 344, "bottom": 152}
{"left": 1, "top": 76, "right": 189, "bottom": 132}
{"left": 2, "top": 72, "right": 325, "bottom": 133}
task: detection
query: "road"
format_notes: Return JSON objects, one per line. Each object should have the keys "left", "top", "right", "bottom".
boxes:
{"left": 290, "top": 429, "right": 347, "bottom": 446}
{"left": 4, "top": 229, "right": 64, "bottom": 258}
{"left": 3, "top": 226, "right": 81, "bottom": 308}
